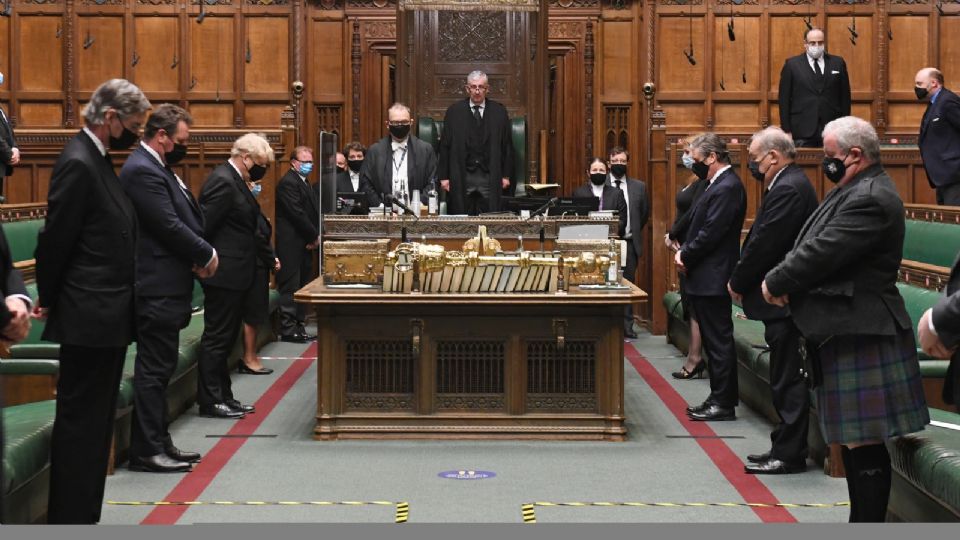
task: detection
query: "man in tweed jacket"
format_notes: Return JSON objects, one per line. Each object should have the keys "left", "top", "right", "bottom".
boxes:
{"left": 762, "top": 116, "right": 928, "bottom": 522}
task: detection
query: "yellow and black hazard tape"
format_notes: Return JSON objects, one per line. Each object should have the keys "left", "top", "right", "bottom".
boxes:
{"left": 520, "top": 501, "right": 850, "bottom": 523}
{"left": 106, "top": 500, "right": 409, "bottom": 523}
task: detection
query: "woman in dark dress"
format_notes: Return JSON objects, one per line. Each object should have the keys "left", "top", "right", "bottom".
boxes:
{"left": 238, "top": 180, "right": 280, "bottom": 375}
{"left": 667, "top": 140, "right": 709, "bottom": 379}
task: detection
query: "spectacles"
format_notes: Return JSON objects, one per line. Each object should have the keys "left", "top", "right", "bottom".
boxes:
{"left": 387, "top": 121, "right": 411, "bottom": 127}
{"left": 466, "top": 85, "right": 488, "bottom": 92}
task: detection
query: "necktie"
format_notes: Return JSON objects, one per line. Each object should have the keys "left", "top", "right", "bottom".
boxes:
{"left": 615, "top": 179, "right": 622, "bottom": 190}
{"left": 472, "top": 105, "right": 481, "bottom": 122}
{"left": 814, "top": 60, "right": 823, "bottom": 77}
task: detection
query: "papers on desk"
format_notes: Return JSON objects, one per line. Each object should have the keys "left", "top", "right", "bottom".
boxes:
{"left": 558, "top": 224, "right": 609, "bottom": 240}
{"left": 325, "top": 283, "right": 380, "bottom": 289}
{"left": 578, "top": 284, "right": 631, "bottom": 290}
{"left": 527, "top": 183, "right": 560, "bottom": 191}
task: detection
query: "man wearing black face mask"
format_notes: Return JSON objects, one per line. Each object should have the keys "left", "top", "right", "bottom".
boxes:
{"left": 38, "top": 78, "right": 150, "bottom": 524}
{"left": 915, "top": 67, "right": 960, "bottom": 205}
{"left": 728, "top": 126, "right": 817, "bottom": 474}
{"left": 119, "top": 103, "right": 217, "bottom": 473}
{"left": 607, "top": 147, "right": 649, "bottom": 338}
{"left": 572, "top": 158, "right": 627, "bottom": 236}
{"left": 763, "top": 116, "right": 928, "bottom": 522}
{"left": 359, "top": 102, "right": 437, "bottom": 209}
{"left": 337, "top": 141, "right": 366, "bottom": 195}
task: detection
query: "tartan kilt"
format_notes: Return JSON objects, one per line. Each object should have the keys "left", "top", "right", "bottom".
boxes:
{"left": 814, "top": 326, "right": 929, "bottom": 445}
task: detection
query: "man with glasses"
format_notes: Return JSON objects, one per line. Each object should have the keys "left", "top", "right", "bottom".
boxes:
{"left": 438, "top": 70, "right": 514, "bottom": 215}
{"left": 359, "top": 102, "right": 436, "bottom": 210}
{"left": 778, "top": 27, "right": 851, "bottom": 147}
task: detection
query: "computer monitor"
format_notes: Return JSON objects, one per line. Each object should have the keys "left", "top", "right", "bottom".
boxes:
{"left": 547, "top": 196, "right": 600, "bottom": 217}
{"left": 501, "top": 196, "right": 553, "bottom": 215}
{"left": 336, "top": 191, "right": 369, "bottom": 215}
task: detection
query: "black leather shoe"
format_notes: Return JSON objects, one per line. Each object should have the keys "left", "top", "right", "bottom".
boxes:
{"left": 165, "top": 445, "right": 201, "bottom": 464}
{"left": 687, "top": 403, "right": 736, "bottom": 421}
{"left": 747, "top": 451, "right": 772, "bottom": 464}
{"left": 279, "top": 333, "right": 309, "bottom": 343}
{"left": 129, "top": 453, "right": 192, "bottom": 473}
{"left": 744, "top": 458, "right": 806, "bottom": 475}
{"left": 685, "top": 400, "right": 713, "bottom": 414}
{"left": 238, "top": 364, "right": 274, "bottom": 375}
{"left": 299, "top": 332, "right": 317, "bottom": 341}
{"left": 226, "top": 399, "right": 255, "bottom": 414}
{"left": 199, "top": 403, "right": 246, "bottom": 419}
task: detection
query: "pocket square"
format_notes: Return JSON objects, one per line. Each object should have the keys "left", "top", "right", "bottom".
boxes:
{"left": 934, "top": 117, "right": 941, "bottom": 122}
{"left": 831, "top": 70, "right": 840, "bottom": 74}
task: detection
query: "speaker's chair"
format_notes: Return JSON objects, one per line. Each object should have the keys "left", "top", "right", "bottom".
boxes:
{"left": 417, "top": 116, "right": 527, "bottom": 188}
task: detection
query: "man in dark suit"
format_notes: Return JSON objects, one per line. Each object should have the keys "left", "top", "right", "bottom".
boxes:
{"left": 915, "top": 67, "right": 960, "bottom": 205}
{"left": 778, "top": 28, "right": 851, "bottom": 148}
{"left": 338, "top": 141, "right": 366, "bottom": 194}
{"left": 920, "top": 258, "right": 960, "bottom": 412}
{"left": 119, "top": 104, "right": 217, "bottom": 473}
{"left": 728, "top": 127, "right": 818, "bottom": 474}
{"left": 276, "top": 145, "right": 319, "bottom": 343}
{"left": 675, "top": 133, "right": 747, "bottom": 421}
{"left": 37, "top": 79, "right": 150, "bottom": 524}
{"left": 0, "top": 71, "right": 20, "bottom": 198}
{"left": 572, "top": 158, "right": 627, "bottom": 237}
{"left": 607, "top": 147, "right": 649, "bottom": 338}
{"left": 198, "top": 133, "right": 275, "bottom": 419}
{"left": 764, "top": 116, "right": 928, "bottom": 522}
{"left": 360, "top": 103, "right": 437, "bottom": 210}
{"left": 438, "top": 70, "right": 514, "bottom": 215}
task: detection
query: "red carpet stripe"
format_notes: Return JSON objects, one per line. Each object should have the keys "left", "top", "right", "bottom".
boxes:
{"left": 624, "top": 343, "right": 797, "bottom": 523}
{"left": 141, "top": 342, "right": 317, "bottom": 525}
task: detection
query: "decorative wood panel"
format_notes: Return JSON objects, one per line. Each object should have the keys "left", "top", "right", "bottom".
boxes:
{"left": 77, "top": 16, "right": 125, "bottom": 93}
{"left": 526, "top": 340, "right": 597, "bottom": 411}
{"left": 189, "top": 15, "right": 235, "bottom": 95}
{"left": 712, "top": 15, "right": 760, "bottom": 92}
{"left": 344, "top": 340, "right": 415, "bottom": 410}
{"left": 18, "top": 16, "right": 64, "bottom": 93}
{"left": 887, "top": 16, "right": 928, "bottom": 93}
{"left": 0, "top": 17, "right": 8, "bottom": 84}
{"left": 768, "top": 15, "right": 809, "bottom": 96}
{"left": 188, "top": 103, "right": 235, "bottom": 126}
{"left": 436, "top": 340, "right": 505, "bottom": 410}
{"left": 18, "top": 103, "right": 63, "bottom": 127}
{"left": 310, "top": 20, "right": 344, "bottom": 98}
{"left": 826, "top": 15, "right": 873, "bottom": 92}
{"left": 603, "top": 105, "right": 629, "bottom": 155}
{"left": 601, "top": 20, "right": 632, "bottom": 101}
{"left": 132, "top": 16, "right": 180, "bottom": 93}
{"left": 244, "top": 16, "right": 290, "bottom": 93}
{"left": 316, "top": 104, "right": 343, "bottom": 137}
{"left": 244, "top": 104, "right": 287, "bottom": 126}
{"left": 658, "top": 15, "right": 705, "bottom": 93}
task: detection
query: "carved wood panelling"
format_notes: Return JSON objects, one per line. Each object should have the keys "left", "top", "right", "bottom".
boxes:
{"left": 23, "top": 0, "right": 63, "bottom": 3}
{"left": 316, "top": 104, "right": 343, "bottom": 137}
{"left": 658, "top": 0, "right": 703, "bottom": 5}
{"left": 246, "top": 0, "right": 289, "bottom": 4}
{"left": 437, "top": 11, "right": 507, "bottom": 63}
{"left": 548, "top": 21, "right": 585, "bottom": 40}
{"left": 549, "top": 0, "right": 598, "bottom": 7}
{"left": 364, "top": 20, "right": 396, "bottom": 38}
{"left": 604, "top": 105, "right": 630, "bottom": 155}
{"left": 437, "top": 76, "right": 507, "bottom": 97}
{"left": 771, "top": 0, "right": 814, "bottom": 4}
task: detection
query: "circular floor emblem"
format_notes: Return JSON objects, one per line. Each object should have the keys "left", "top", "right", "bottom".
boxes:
{"left": 438, "top": 470, "right": 496, "bottom": 480}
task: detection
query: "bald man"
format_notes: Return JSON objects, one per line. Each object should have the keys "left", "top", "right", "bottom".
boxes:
{"left": 915, "top": 67, "right": 960, "bottom": 205}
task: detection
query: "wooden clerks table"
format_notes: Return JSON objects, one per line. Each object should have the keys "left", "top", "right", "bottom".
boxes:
{"left": 295, "top": 280, "right": 646, "bottom": 441}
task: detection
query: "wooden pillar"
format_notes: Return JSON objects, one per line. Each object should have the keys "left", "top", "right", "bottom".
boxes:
{"left": 64, "top": 0, "right": 77, "bottom": 127}
{"left": 584, "top": 19, "right": 594, "bottom": 162}
{"left": 351, "top": 20, "right": 361, "bottom": 140}
{"left": 648, "top": 105, "right": 669, "bottom": 336}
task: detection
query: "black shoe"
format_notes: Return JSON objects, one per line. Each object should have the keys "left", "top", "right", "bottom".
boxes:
{"left": 747, "top": 451, "right": 772, "bottom": 464}
{"left": 744, "top": 457, "right": 806, "bottom": 475}
{"left": 129, "top": 453, "right": 192, "bottom": 473}
{"left": 226, "top": 399, "right": 255, "bottom": 414}
{"left": 238, "top": 363, "right": 274, "bottom": 375}
{"left": 672, "top": 363, "right": 706, "bottom": 380}
{"left": 685, "top": 400, "right": 713, "bottom": 414}
{"left": 165, "top": 445, "right": 201, "bottom": 464}
{"left": 687, "top": 403, "right": 736, "bottom": 421}
{"left": 199, "top": 403, "right": 246, "bottom": 419}
{"left": 279, "top": 333, "right": 309, "bottom": 343}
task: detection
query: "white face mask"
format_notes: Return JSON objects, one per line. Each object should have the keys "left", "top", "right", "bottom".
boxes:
{"left": 806, "top": 45, "right": 824, "bottom": 60}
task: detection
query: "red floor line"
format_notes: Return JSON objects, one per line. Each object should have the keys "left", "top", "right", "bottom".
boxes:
{"left": 624, "top": 344, "right": 797, "bottom": 523}
{"left": 140, "top": 342, "right": 318, "bottom": 525}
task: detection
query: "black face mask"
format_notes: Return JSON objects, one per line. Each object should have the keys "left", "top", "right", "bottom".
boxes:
{"left": 691, "top": 160, "right": 710, "bottom": 180}
{"left": 915, "top": 86, "right": 930, "bottom": 101}
{"left": 348, "top": 159, "right": 363, "bottom": 173}
{"left": 590, "top": 172, "right": 607, "bottom": 186}
{"left": 109, "top": 118, "right": 139, "bottom": 150}
{"left": 165, "top": 142, "right": 188, "bottom": 165}
{"left": 821, "top": 156, "right": 846, "bottom": 184}
{"left": 389, "top": 124, "right": 410, "bottom": 140}
{"left": 248, "top": 161, "right": 268, "bottom": 182}
{"left": 747, "top": 160, "right": 765, "bottom": 182}
{"left": 610, "top": 164, "right": 627, "bottom": 179}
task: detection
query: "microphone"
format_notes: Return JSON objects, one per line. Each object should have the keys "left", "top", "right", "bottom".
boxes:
{"left": 525, "top": 197, "right": 558, "bottom": 221}
{"left": 384, "top": 193, "right": 419, "bottom": 219}
{"left": 197, "top": 4, "right": 207, "bottom": 24}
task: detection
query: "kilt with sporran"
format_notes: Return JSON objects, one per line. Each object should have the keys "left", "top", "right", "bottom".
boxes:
{"left": 813, "top": 325, "right": 929, "bottom": 445}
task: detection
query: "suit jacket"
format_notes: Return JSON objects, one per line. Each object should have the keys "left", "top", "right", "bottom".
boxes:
{"left": 778, "top": 53, "right": 851, "bottom": 140}
{"left": 669, "top": 178, "right": 709, "bottom": 244}
{"left": 918, "top": 88, "right": 960, "bottom": 188}
{"left": 198, "top": 162, "right": 260, "bottom": 291}
{"left": 255, "top": 213, "right": 276, "bottom": 270}
{"left": 275, "top": 167, "right": 319, "bottom": 263}
{"left": 35, "top": 130, "right": 138, "bottom": 346}
{"left": 119, "top": 145, "right": 213, "bottom": 298}
{"left": 0, "top": 224, "right": 28, "bottom": 334}
{"left": 359, "top": 135, "right": 437, "bottom": 207}
{"left": 0, "top": 107, "right": 16, "bottom": 178}
{"left": 729, "top": 164, "right": 818, "bottom": 321}
{"left": 572, "top": 182, "right": 628, "bottom": 238}
{"left": 612, "top": 176, "right": 650, "bottom": 257}
{"left": 932, "top": 254, "right": 960, "bottom": 407}
{"left": 336, "top": 170, "right": 360, "bottom": 194}
{"left": 765, "top": 164, "right": 912, "bottom": 340}
{"left": 679, "top": 167, "right": 747, "bottom": 296}
{"left": 438, "top": 98, "right": 514, "bottom": 214}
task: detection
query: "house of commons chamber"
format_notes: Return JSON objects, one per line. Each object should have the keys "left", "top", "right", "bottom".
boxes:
{"left": 1, "top": 0, "right": 959, "bottom": 534}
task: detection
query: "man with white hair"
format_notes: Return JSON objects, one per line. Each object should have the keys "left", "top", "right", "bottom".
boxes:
{"left": 197, "top": 132, "right": 275, "bottom": 420}
{"left": 762, "top": 116, "right": 928, "bottom": 521}
{"left": 438, "top": 70, "right": 514, "bottom": 215}
{"left": 37, "top": 78, "right": 150, "bottom": 523}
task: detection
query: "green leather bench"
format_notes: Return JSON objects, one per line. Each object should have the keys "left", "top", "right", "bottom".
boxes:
{"left": 888, "top": 407, "right": 960, "bottom": 522}
{"left": 1, "top": 400, "right": 55, "bottom": 524}
{"left": 898, "top": 282, "right": 952, "bottom": 410}
{"left": 904, "top": 220, "right": 960, "bottom": 268}
{"left": 417, "top": 116, "right": 528, "bottom": 190}
{"left": 2, "top": 219, "right": 42, "bottom": 264}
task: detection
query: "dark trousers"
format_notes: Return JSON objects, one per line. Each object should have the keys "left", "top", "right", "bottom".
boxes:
{"left": 689, "top": 294, "right": 738, "bottom": 408}
{"left": 47, "top": 344, "right": 127, "bottom": 524}
{"left": 936, "top": 182, "right": 960, "bottom": 206}
{"left": 198, "top": 285, "right": 244, "bottom": 408}
{"left": 763, "top": 317, "right": 810, "bottom": 463}
{"left": 465, "top": 169, "right": 490, "bottom": 216}
{"left": 277, "top": 247, "right": 311, "bottom": 336}
{"left": 623, "top": 239, "right": 639, "bottom": 332}
{"left": 130, "top": 294, "right": 192, "bottom": 458}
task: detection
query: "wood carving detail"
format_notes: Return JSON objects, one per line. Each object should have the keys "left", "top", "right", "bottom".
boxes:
{"left": 438, "top": 77, "right": 506, "bottom": 98}
{"left": 364, "top": 21, "right": 397, "bottom": 39}
{"left": 548, "top": 21, "right": 584, "bottom": 40}
{"left": 437, "top": 11, "right": 507, "bottom": 63}
{"left": 549, "top": 0, "right": 599, "bottom": 7}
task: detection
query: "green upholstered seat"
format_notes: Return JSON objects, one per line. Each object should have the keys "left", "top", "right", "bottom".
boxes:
{"left": 904, "top": 220, "right": 960, "bottom": 268}
{"left": 888, "top": 408, "right": 960, "bottom": 522}
{"left": 1, "top": 400, "right": 56, "bottom": 523}
{"left": 2, "top": 219, "right": 43, "bottom": 263}
{"left": 897, "top": 283, "right": 944, "bottom": 361}
{"left": 416, "top": 116, "right": 528, "bottom": 187}
{"left": 9, "top": 283, "right": 58, "bottom": 360}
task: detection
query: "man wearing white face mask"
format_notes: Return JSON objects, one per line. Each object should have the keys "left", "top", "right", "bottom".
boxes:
{"left": 0, "top": 71, "right": 20, "bottom": 198}
{"left": 778, "top": 28, "right": 851, "bottom": 147}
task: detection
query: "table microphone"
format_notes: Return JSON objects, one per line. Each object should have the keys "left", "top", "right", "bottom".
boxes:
{"left": 384, "top": 193, "right": 419, "bottom": 219}
{"left": 525, "top": 197, "right": 558, "bottom": 221}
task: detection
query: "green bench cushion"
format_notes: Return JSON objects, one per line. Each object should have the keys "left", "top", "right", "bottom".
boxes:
{"left": 0, "top": 359, "right": 59, "bottom": 376}
{"left": 898, "top": 282, "right": 944, "bottom": 361}
{"left": 904, "top": 220, "right": 960, "bottom": 268}
{"left": 889, "top": 408, "right": 960, "bottom": 521}
{"left": 2, "top": 219, "right": 43, "bottom": 264}
{"left": 1, "top": 400, "right": 55, "bottom": 496}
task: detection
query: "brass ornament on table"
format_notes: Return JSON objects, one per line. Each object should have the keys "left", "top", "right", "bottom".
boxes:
{"left": 322, "top": 239, "right": 390, "bottom": 284}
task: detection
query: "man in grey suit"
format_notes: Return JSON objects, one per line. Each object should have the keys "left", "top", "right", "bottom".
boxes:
{"left": 607, "top": 147, "right": 649, "bottom": 338}
{"left": 359, "top": 102, "right": 437, "bottom": 209}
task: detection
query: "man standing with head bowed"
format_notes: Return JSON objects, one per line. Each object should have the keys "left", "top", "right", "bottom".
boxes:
{"left": 914, "top": 67, "right": 960, "bottom": 206}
